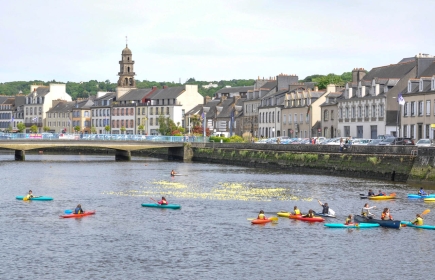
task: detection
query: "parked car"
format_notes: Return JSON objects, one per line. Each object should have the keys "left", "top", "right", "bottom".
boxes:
{"left": 351, "top": 139, "right": 370, "bottom": 145}
{"left": 416, "top": 139, "right": 435, "bottom": 147}
{"left": 395, "top": 137, "right": 415, "bottom": 145}
{"left": 367, "top": 139, "right": 382, "bottom": 146}
{"left": 378, "top": 137, "right": 397, "bottom": 145}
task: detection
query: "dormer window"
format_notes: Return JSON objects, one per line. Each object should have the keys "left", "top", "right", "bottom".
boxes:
{"left": 432, "top": 77, "right": 435, "bottom": 90}
{"left": 419, "top": 80, "right": 423, "bottom": 92}
{"left": 408, "top": 81, "right": 412, "bottom": 93}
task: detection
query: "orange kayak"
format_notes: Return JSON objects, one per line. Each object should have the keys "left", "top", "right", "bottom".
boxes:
{"left": 251, "top": 218, "right": 273, "bottom": 224}
{"left": 60, "top": 210, "right": 96, "bottom": 218}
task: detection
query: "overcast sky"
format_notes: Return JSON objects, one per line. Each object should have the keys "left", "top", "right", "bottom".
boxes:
{"left": 1, "top": 0, "right": 434, "bottom": 84}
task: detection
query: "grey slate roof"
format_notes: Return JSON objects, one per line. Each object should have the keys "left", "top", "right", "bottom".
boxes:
{"left": 152, "top": 86, "right": 185, "bottom": 99}
{"left": 0, "top": 96, "right": 9, "bottom": 104}
{"left": 94, "top": 92, "right": 116, "bottom": 101}
{"left": 419, "top": 61, "right": 435, "bottom": 77}
{"left": 47, "top": 101, "right": 76, "bottom": 113}
{"left": 118, "top": 88, "right": 152, "bottom": 101}
{"left": 28, "top": 87, "right": 50, "bottom": 97}
{"left": 14, "top": 96, "right": 26, "bottom": 107}
{"left": 203, "top": 99, "right": 221, "bottom": 118}
{"left": 185, "top": 104, "right": 203, "bottom": 116}
{"left": 363, "top": 61, "right": 416, "bottom": 80}
{"left": 217, "top": 98, "right": 235, "bottom": 118}
{"left": 259, "top": 81, "right": 277, "bottom": 90}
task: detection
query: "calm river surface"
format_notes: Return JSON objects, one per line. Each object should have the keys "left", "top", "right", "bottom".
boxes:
{"left": 0, "top": 154, "right": 434, "bottom": 280}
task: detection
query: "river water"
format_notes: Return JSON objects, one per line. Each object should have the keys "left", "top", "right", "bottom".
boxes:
{"left": 0, "top": 154, "right": 433, "bottom": 279}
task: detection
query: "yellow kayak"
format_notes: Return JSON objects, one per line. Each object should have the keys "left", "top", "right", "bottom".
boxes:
{"left": 368, "top": 195, "right": 396, "bottom": 200}
{"left": 424, "top": 198, "right": 435, "bottom": 202}
{"left": 277, "top": 211, "right": 291, "bottom": 217}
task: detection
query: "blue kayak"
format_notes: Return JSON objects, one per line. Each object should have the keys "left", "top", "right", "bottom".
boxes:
{"left": 141, "top": 203, "right": 181, "bottom": 209}
{"left": 407, "top": 194, "right": 435, "bottom": 199}
{"left": 400, "top": 221, "right": 435, "bottom": 230}
{"left": 324, "top": 223, "right": 380, "bottom": 228}
{"left": 16, "top": 196, "right": 53, "bottom": 201}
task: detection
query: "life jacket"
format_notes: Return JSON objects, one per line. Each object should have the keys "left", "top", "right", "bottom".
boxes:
{"left": 414, "top": 217, "right": 423, "bottom": 226}
{"left": 258, "top": 213, "right": 266, "bottom": 220}
{"left": 161, "top": 199, "right": 168, "bottom": 205}
{"left": 294, "top": 209, "right": 301, "bottom": 215}
{"left": 361, "top": 208, "right": 369, "bottom": 216}
{"left": 322, "top": 205, "right": 329, "bottom": 214}
{"left": 381, "top": 213, "right": 392, "bottom": 220}
{"left": 74, "top": 208, "right": 83, "bottom": 214}
{"left": 345, "top": 218, "right": 352, "bottom": 225}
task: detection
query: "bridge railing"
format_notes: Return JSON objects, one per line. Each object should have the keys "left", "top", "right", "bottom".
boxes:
{"left": 0, "top": 133, "right": 208, "bottom": 143}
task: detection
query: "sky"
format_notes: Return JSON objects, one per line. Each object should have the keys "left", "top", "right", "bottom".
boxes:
{"left": 1, "top": 0, "right": 435, "bottom": 84}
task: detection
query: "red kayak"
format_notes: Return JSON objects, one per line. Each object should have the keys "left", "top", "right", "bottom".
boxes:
{"left": 251, "top": 218, "right": 272, "bottom": 224}
{"left": 289, "top": 214, "right": 325, "bottom": 222}
{"left": 60, "top": 210, "right": 96, "bottom": 218}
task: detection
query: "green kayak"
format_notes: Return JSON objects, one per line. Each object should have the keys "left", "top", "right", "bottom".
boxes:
{"left": 141, "top": 203, "right": 181, "bottom": 209}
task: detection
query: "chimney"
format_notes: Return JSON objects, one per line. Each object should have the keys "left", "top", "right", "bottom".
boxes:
{"left": 152, "top": 86, "right": 157, "bottom": 90}
{"left": 358, "top": 68, "right": 366, "bottom": 82}
{"left": 314, "top": 86, "right": 319, "bottom": 91}
{"left": 204, "top": 96, "right": 211, "bottom": 105}
{"left": 163, "top": 85, "right": 168, "bottom": 89}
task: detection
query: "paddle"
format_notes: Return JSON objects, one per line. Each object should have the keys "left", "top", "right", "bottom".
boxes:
{"left": 389, "top": 193, "right": 396, "bottom": 197}
{"left": 149, "top": 197, "right": 158, "bottom": 203}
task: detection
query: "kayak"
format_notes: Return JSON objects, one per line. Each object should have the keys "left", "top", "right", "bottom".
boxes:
{"left": 251, "top": 218, "right": 273, "bottom": 224}
{"left": 324, "top": 223, "right": 380, "bottom": 228}
{"left": 313, "top": 212, "right": 336, "bottom": 218}
{"left": 400, "top": 221, "right": 435, "bottom": 230}
{"left": 16, "top": 196, "right": 53, "bottom": 201}
{"left": 60, "top": 210, "right": 96, "bottom": 218}
{"left": 354, "top": 215, "right": 401, "bottom": 229}
{"left": 424, "top": 198, "right": 435, "bottom": 202}
{"left": 289, "top": 214, "right": 325, "bottom": 222}
{"left": 368, "top": 195, "right": 396, "bottom": 200}
{"left": 407, "top": 194, "right": 435, "bottom": 199}
{"left": 277, "top": 211, "right": 291, "bottom": 217}
{"left": 141, "top": 203, "right": 181, "bottom": 209}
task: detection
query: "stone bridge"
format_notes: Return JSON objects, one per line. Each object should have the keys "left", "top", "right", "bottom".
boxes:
{"left": 0, "top": 140, "right": 185, "bottom": 161}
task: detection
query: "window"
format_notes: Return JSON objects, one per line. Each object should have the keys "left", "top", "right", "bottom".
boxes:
{"left": 288, "top": 114, "right": 291, "bottom": 124}
{"left": 294, "top": 113, "right": 297, "bottom": 123}
{"left": 331, "top": 110, "right": 334, "bottom": 120}
{"left": 166, "top": 107, "right": 170, "bottom": 115}
{"left": 150, "top": 107, "right": 153, "bottom": 115}
{"left": 351, "top": 107, "right": 355, "bottom": 118}
{"left": 418, "top": 101, "right": 423, "bottom": 116}
{"left": 357, "top": 106, "right": 361, "bottom": 118}
{"left": 404, "top": 102, "right": 408, "bottom": 116}
{"left": 324, "top": 110, "right": 329, "bottom": 121}
{"left": 411, "top": 101, "right": 415, "bottom": 116}
{"left": 426, "top": 101, "right": 431, "bottom": 116}
{"left": 426, "top": 124, "right": 430, "bottom": 139}
{"left": 130, "top": 120, "right": 133, "bottom": 128}
{"left": 156, "top": 107, "right": 159, "bottom": 115}
{"left": 379, "top": 104, "right": 384, "bottom": 117}
{"left": 283, "top": 114, "right": 286, "bottom": 124}
{"left": 372, "top": 105, "right": 376, "bottom": 117}
{"left": 300, "top": 113, "right": 303, "bottom": 124}
{"left": 344, "top": 126, "right": 350, "bottom": 137}
{"left": 130, "top": 108, "right": 134, "bottom": 115}
{"left": 410, "top": 124, "right": 415, "bottom": 138}
{"left": 156, "top": 117, "right": 159, "bottom": 125}
{"left": 338, "top": 108, "right": 342, "bottom": 119}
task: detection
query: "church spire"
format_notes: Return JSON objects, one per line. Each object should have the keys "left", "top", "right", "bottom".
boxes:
{"left": 117, "top": 41, "right": 136, "bottom": 88}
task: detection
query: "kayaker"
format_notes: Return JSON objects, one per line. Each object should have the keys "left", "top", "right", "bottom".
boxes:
{"left": 293, "top": 206, "right": 301, "bottom": 215}
{"left": 74, "top": 204, "right": 84, "bottom": 214}
{"left": 367, "top": 189, "right": 375, "bottom": 196}
{"left": 418, "top": 187, "right": 428, "bottom": 196}
{"left": 158, "top": 196, "right": 168, "bottom": 205}
{"left": 303, "top": 209, "right": 315, "bottom": 218}
{"left": 381, "top": 208, "right": 393, "bottom": 220}
{"left": 377, "top": 190, "right": 386, "bottom": 196}
{"left": 361, "top": 203, "right": 376, "bottom": 218}
{"left": 345, "top": 214, "right": 353, "bottom": 225}
{"left": 317, "top": 200, "right": 329, "bottom": 214}
{"left": 171, "top": 170, "right": 176, "bottom": 176}
{"left": 412, "top": 214, "right": 424, "bottom": 226}
{"left": 26, "top": 190, "right": 34, "bottom": 200}
{"left": 257, "top": 210, "right": 267, "bottom": 220}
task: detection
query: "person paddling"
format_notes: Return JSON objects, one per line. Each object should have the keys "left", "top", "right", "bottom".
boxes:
{"left": 361, "top": 203, "right": 376, "bottom": 218}
{"left": 158, "top": 196, "right": 168, "bottom": 205}
{"left": 381, "top": 208, "right": 393, "bottom": 220}
{"left": 293, "top": 206, "right": 301, "bottom": 215}
{"left": 377, "top": 190, "right": 386, "bottom": 196}
{"left": 345, "top": 214, "right": 353, "bottom": 225}
{"left": 412, "top": 214, "right": 424, "bottom": 225}
{"left": 257, "top": 210, "right": 267, "bottom": 220}
{"left": 367, "top": 189, "right": 375, "bottom": 196}
{"left": 418, "top": 187, "right": 428, "bottom": 196}
{"left": 74, "top": 204, "right": 84, "bottom": 214}
{"left": 317, "top": 200, "right": 330, "bottom": 214}
{"left": 304, "top": 209, "right": 315, "bottom": 218}
{"left": 171, "top": 170, "right": 176, "bottom": 176}
{"left": 26, "top": 190, "right": 34, "bottom": 200}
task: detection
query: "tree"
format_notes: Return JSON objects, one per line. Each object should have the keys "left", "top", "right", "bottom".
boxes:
{"left": 91, "top": 126, "right": 97, "bottom": 134}
{"left": 120, "top": 126, "right": 126, "bottom": 134}
{"left": 30, "top": 125, "right": 38, "bottom": 133}
{"left": 312, "top": 74, "right": 344, "bottom": 89}
{"left": 138, "top": 124, "right": 144, "bottom": 134}
{"left": 43, "top": 126, "right": 50, "bottom": 132}
{"left": 158, "top": 115, "right": 185, "bottom": 136}
{"left": 105, "top": 125, "right": 110, "bottom": 134}
{"left": 17, "top": 123, "right": 25, "bottom": 132}
{"left": 340, "top": 72, "right": 352, "bottom": 83}
{"left": 74, "top": 125, "right": 80, "bottom": 133}
{"left": 5, "top": 125, "right": 12, "bottom": 132}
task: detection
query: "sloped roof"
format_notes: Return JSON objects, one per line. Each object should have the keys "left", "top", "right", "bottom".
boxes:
{"left": 419, "top": 61, "right": 435, "bottom": 77}
{"left": 118, "top": 88, "right": 152, "bottom": 101}
{"left": 185, "top": 104, "right": 203, "bottom": 116}
{"left": 363, "top": 61, "right": 416, "bottom": 81}
{"left": 217, "top": 98, "right": 235, "bottom": 118}
{"left": 0, "top": 96, "right": 9, "bottom": 104}
{"left": 14, "top": 95, "right": 26, "bottom": 107}
{"left": 152, "top": 86, "right": 185, "bottom": 99}
{"left": 47, "top": 101, "right": 75, "bottom": 113}
{"left": 259, "top": 81, "right": 277, "bottom": 90}
{"left": 27, "top": 87, "right": 50, "bottom": 97}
